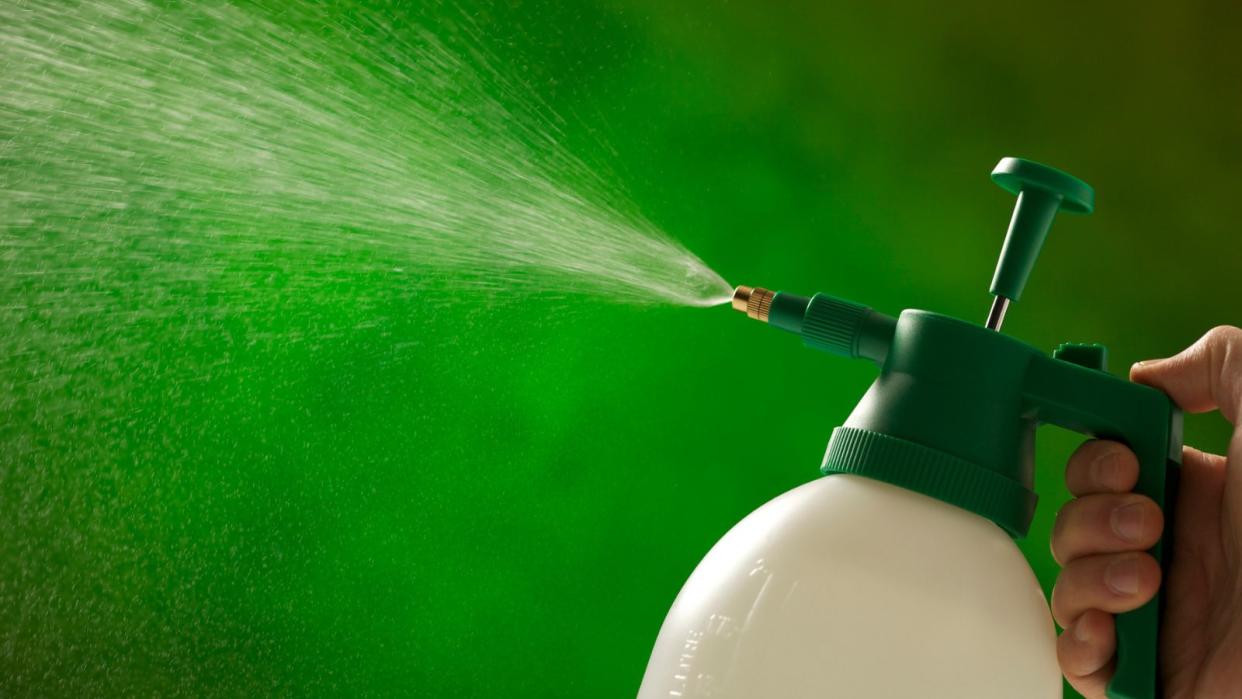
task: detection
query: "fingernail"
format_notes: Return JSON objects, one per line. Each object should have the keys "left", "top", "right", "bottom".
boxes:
{"left": 1106, "top": 556, "right": 1140, "bottom": 596}
{"left": 1111, "top": 501, "right": 1147, "bottom": 543}
{"left": 1133, "top": 358, "right": 1166, "bottom": 369}
{"left": 1073, "top": 617, "right": 1092, "bottom": 643}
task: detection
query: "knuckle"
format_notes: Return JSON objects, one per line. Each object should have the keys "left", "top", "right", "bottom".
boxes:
{"left": 1050, "top": 528, "right": 1067, "bottom": 566}
{"left": 1050, "top": 499, "right": 1085, "bottom": 564}
{"left": 1066, "top": 665, "right": 1113, "bottom": 699}
{"left": 1057, "top": 610, "right": 1115, "bottom": 681}
{"left": 1203, "top": 325, "right": 1242, "bottom": 420}
{"left": 1204, "top": 326, "right": 1242, "bottom": 372}
{"left": 1050, "top": 563, "right": 1089, "bottom": 627}
{"left": 1050, "top": 588, "right": 1070, "bottom": 628}
{"left": 1053, "top": 493, "right": 1162, "bottom": 566}
{"left": 1056, "top": 629, "right": 1084, "bottom": 670}
{"left": 1204, "top": 325, "right": 1242, "bottom": 346}
{"left": 1052, "top": 496, "right": 1079, "bottom": 527}
{"left": 1056, "top": 630, "right": 1079, "bottom": 655}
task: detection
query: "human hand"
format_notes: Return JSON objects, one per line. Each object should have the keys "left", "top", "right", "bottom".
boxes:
{"left": 1051, "top": 326, "right": 1242, "bottom": 698}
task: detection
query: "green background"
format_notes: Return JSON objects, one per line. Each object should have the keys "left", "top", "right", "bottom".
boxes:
{"left": 3, "top": 0, "right": 1240, "bottom": 696}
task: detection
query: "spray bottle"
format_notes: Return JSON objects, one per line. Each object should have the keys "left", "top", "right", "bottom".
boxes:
{"left": 638, "top": 158, "right": 1180, "bottom": 698}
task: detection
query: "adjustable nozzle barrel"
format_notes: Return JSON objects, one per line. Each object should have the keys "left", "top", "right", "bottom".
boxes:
{"left": 731, "top": 285, "right": 897, "bottom": 364}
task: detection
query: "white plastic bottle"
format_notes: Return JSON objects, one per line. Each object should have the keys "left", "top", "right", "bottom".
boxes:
{"left": 638, "top": 474, "right": 1060, "bottom": 698}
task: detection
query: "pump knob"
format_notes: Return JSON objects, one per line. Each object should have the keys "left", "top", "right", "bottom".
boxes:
{"left": 989, "top": 157, "right": 1094, "bottom": 305}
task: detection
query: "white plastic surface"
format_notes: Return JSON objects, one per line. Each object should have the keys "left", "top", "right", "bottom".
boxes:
{"left": 638, "top": 474, "right": 1060, "bottom": 698}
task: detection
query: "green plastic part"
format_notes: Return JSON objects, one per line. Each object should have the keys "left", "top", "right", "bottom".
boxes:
{"left": 781, "top": 303, "right": 1180, "bottom": 699}
{"left": 751, "top": 157, "right": 1177, "bottom": 699}
{"left": 768, "top": 292, "right": 811, "bottom": 334}
{"left": 823, "top": 426, "right": 1037, "bottom": 537}
{"left": 989, "top": 157, "right": 1095, "bottom": 302}
{"left": 767, "top": 292, "right": 896, "bottom": 364}
{"left": 1053, "top": 342, "right": 1109, "bottom": 372}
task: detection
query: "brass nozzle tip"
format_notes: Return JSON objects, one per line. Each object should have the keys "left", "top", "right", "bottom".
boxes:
{"left": 731, "top": 286, "right": 753, "bottom": 312}
{"left": 731, "top": 285, "right": 774, "bottom": 322}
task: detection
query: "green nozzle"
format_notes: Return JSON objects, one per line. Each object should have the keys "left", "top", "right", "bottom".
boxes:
{"left": 989, "top": 157, "right": 1094, "bottom": 304}
{"left": 732, "top": 286, "right": 896, "bottom": 364}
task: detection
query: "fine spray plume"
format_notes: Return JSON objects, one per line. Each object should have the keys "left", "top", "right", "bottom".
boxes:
{"left": 642, "top": 158, "right": 1180, "bottom": 699}
{"left": 0, "top": 2, "right": 733, "bottom": 694}
{"left": 0, "top": 0, "right": 733, "bottom": 334}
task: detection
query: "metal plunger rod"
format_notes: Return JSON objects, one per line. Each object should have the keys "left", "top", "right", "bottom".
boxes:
{"left": 985, "top": 296, "right": 1010, "bottom": 332}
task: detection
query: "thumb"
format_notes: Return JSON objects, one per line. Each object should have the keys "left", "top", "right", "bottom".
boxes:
{"left": 1130, "top": 326, "right": 1242, "bottom": 426}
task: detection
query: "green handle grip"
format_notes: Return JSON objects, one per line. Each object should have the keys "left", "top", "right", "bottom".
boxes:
{"left": 1024, "top": 354, "right": 1183, "bottom": 699}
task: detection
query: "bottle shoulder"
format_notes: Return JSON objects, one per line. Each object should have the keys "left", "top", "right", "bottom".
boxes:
{"left": 711, "top": 474, "right": 1038, "bottom": 592}
{"left": 641, "top": 473, "right": 1059, "bottom": 699}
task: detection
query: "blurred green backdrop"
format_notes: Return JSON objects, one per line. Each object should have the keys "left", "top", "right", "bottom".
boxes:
{"left": 3, "top": 0, "right": 1239, "bottom": 697}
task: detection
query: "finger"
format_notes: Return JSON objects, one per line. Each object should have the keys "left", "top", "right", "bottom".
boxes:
{"left": 1185, "top": 444, "right": 1228, "bottom": 469}
{"left": 1050, "top": 552, "right": 1161, "bottom": 628}
{"left": 1058, "top": 609, "right": 1116, "bottom": 698}
{"left": 1051, "top": 493, "right": 1163, "bottom": 565}
{"left": 1065, "top": 440, "right": 1139, "bottom": 496}
{"left": 1130, "top": 325, "right": 1242, "bottom": 424}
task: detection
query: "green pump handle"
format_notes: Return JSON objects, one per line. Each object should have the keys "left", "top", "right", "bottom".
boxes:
{"left": 986, "top": 159, "right": 1179, "bottom": 698}
{"left": 753, "top": 158, "right": 1182, "bottom": 699}
{"left": 1027, "top": 348, "right": 1183, "bottom": 699}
